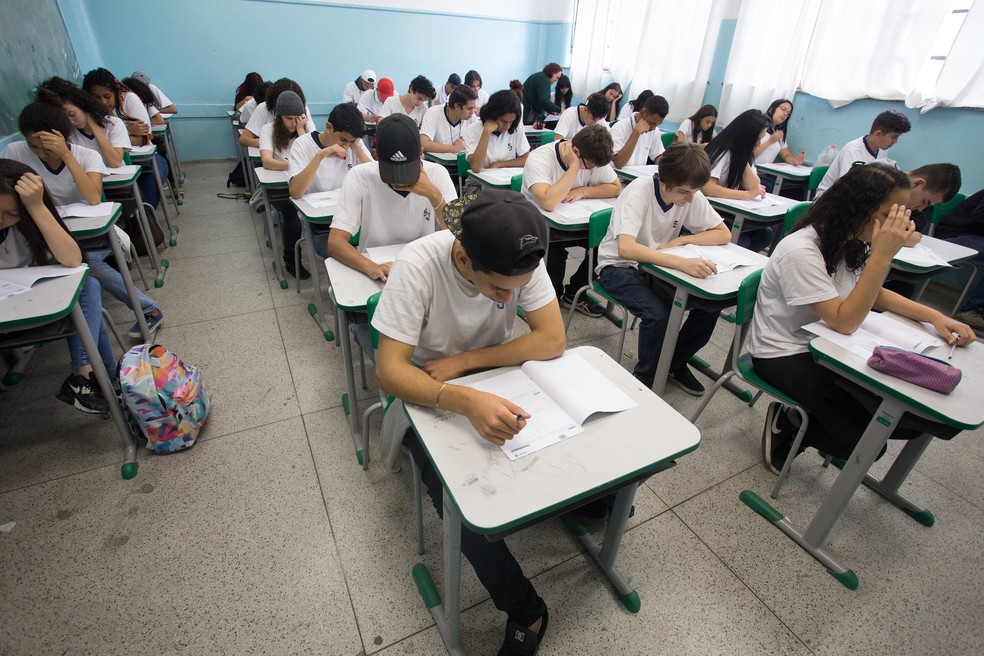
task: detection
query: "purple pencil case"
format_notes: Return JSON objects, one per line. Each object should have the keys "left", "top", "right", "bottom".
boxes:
{"left": 867, "top": 346, "right": 962, "bottom": 394}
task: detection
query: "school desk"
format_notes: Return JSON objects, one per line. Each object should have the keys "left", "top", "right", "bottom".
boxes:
{"left": 0, "top": 267, "right": 139, "bottom": 479}
{"left": 754, "top": 162, "right": 813, "bottom": 196}
{"left": 159, "top": 113, "right": 184, "bottom": 186}
{"left": 235, "top": 127, "right": 253, "bottom": 194}
{"left": 888, "top": 236, "right": 978, "bottom": 305}
{"left": 466, "top": 167, "right": 524, "bottom": 189}
{"left": 254, "top": 167, "right": 290, "bottom": 289}
{"left": 103, "top": 164, "right": 167, "bottom": 287}
{"left": 524, "top": 127, "right": 552, "bottom": 149}
{"left": 741, "top": 315, "right": 984, "bottom": 589}
{"left": 423, "top": 150, "right": 459, "bottom": 172}
{"left": 707, "top": 194, "right": 800, "bottom": 244}
{"left": 614, "top": 164, "right": 659, "bottom": 183}
{"left": 405, "top": 345, "right": 701, "bottom": 655}
{"left": 129, "top": 145, "right": 179, "bottom": 243}
{"left": 290, "top": 195, "right": 337, "bottom": 341}
{"left": 63, "top": 203, "right": 152, "bottom": 342}
{"left": 641, "top": 243, "right": 769, "bottom": 397}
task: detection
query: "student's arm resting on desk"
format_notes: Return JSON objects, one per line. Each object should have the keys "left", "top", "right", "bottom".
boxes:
{"left": 611, "top": 118, "right": 655, "bottom": 169}
{"left": 702, "top": 172, "right": 763, "bottom": 201}
{"left": 14, "top": 172, "right": 82, "bottom": 267}
{"left": 617, "top": 223, "right": 731, "bottom": 277}
{"left": 421, "top": 134, "right": 465, "bottom": 154}
{"left": 874, "top": 289, "right": 975, "bottom": 345}
{"left": 39, "top": 133, "right": 102, "bottom": 205}
{"left": 259, "top": 150, "right": 287, "bottom": 171}
{"left": 489, "top": 153, "right": 529, "bottom": 169}
{"left": 239, "top": 128, "right": 260, "bottom": 148}
{"left": 327, "top": 228, "right": 390, "bottom": 280}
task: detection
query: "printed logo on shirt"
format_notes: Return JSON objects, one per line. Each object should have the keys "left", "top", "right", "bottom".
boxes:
{"left": 507, "top": 143, "right": 513, "bottom": 152}
{"left": 671, "top": 219, "right": 680, "bottom": 229}
{"left": 390, "top": 150, "right": 408, "bottom": 162}
{"left": 423, "top": 208, "right": 431, "bottom": 222}
{"left": 497, "top": 301, "right": 505, "bottom": 309}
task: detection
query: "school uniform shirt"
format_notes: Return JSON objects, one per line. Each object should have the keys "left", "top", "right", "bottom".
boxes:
{"left": 357, "top": 89, "right": 386, "bottom": 119}
{"left": 371, "top": 230, "right": 555, "bottom": 367}
{"left": 420, "top": 105, "right": 473, "bottom": 146}
{"left": 330, "top": 160, "right": 456, "bottom": 252}
{"left": 343, "top": 80, "right": 363, "bottom": 105}
{"left": 709, "top": 152, "right": 753, "bottom": 190}
{"left": 610, "top": 114, "right": 664, "bottom": 167}
{"left": 258, "top": 122, "right": 295, "bottom": 163}
{"left": 121, "top": 91, "right": 153, "bottom": 126}
{"left": 754, "top": 132, "right": 786, "bottom": 165}
{"left": 70, "top": 115, "right": 131, "bottom": 161}
{"left": 0, "top": 226, "right": 33, "bottom": 269}
{"left": 617, "top": 103, "right": 635, "bottom": 121}
{"left": 474, "top": 88, "right": 490, "bottom": 108}
{"left": 238, "top": 97, "right": 258, "bottom": 125}
{"left": 676, "top": 118, "right": 712, "bottom": 145}
{"left": 433, "top": 84, "right": 450, "bottom": 106}
{"left": 463, "top": 122, "right": 530, "bottom": 169}
{"left": 1, "top": 141, "right": 104, "bottom": 206}
{"left": 816, "top": 136, "right": 886, "bottom": 197}
{"left": 379, "top": 96, "right": 427, "bottom": 128}
{"left": 286, "top": 131, "right": 368, "bottom": 194}
{"left": 149, "top": 84, "right": 173, "bottom": 111}
{"left": 521, "top": 139, "right": 618, "bottom": 197}
{"left": 553, "top": 105, "right": 608, "bottom": 141}
{"left": 244, "top": 102, "right": 316, "bottom": 137}
{"left": 747, "top": 225, "right": 860, "bottom": 358}
{"left": 597, "top": 174, "right": 722, "bottom": 272}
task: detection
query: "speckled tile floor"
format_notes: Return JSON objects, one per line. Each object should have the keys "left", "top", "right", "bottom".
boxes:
{"left": 1, "top": 160, "right": 982, "bottom": 655}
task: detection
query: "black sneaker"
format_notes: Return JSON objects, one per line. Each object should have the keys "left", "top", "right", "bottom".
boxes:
{"left": 498, "top": 597, "right": 548, "bottom": 656}
{"left": 763, "top": 402, "right": 798, "bottom": 475}
{"left": 56, "top": 373, "right": 110, "bottom": 414}
{"left": 669, "top": 365, "right": 704, "bottom": 395}
{"left": 560, "top": 293, "right": 604, "bottom": 318}
{"left": 283, "top": 259, "right": 310, "bottom": 280}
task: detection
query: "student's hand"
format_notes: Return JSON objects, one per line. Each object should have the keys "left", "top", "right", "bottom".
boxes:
{"left": 367, "top": 261, "right": 392, "bottom": 282}
{"left": 870, "top": 204, "right": 912, "bottom": 261}
{"left": 677, "top": 257, "right": 717, "bottom": 278}
{"left": 771, "top": 129, "right": 784, "bottom": 143}
{"left": 13, "top": 172, "right": 45, "bottom": 210}
{"left": 422, "top": 354, "right": 470, "bottom": 382}
{"left": 394, "top": 163, "right": 438, "bottom": 200}
{"left": 464, "top": 391, "right": 530, "bottom": 446}
{"left": 483, "top": 119, "right": 498, "bottom": 135}
{"left": 126, "top": 120, "right": 150, "bottom": 136}
{"left": 561, "top": 146, "right": 582, "bottom": 171}
{"left": 451, "top": 138, "right": 466, "bottom": 152}
{"left": 634, "top": 118, "right": 656, "bottom": 135}
{"left": 904, "top": 230, "right": 922, "bottom": 247}
{"left": 36, "top": 130, "right": 70, "bottom": 158}
{"left": 930, "top": 315, "right": 976, "bottom": 347}
{"left": 319, "top": 145, "right": 348, "bottom": 160}
{"left": 296, "top": 115, "right": 308, "bottom": 137}
{"left": 562, "top": 188, "right": 587, "bottom": 203}
{"left": 743, "top": 185, "right": 766, "bottom": 200}
{"left": 790, "top": 150, "right": 806, "bottom": 165}
{"left": 660, "top": 236, "right": 687, "bottom": 250}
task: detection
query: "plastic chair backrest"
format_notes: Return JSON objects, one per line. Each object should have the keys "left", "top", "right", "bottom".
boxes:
{"left": 510, "top": 174, "right": 523, "bottom": 192}
{"left": 808, "top": 166, "right": 828, "bottom": 193}
{"left": 539, "top": 130, "right": 555, "bottom": 144}
{"left": 456, "top": 151, "right": 470, "bottom": 178}
{"left": 123, "top": 151, "right": 133, "bottom": 166}
{"left": 783, "top": 202, "right": 811, "bottom": 237}
{"left": 588, "top": 208, "right": 613, "bottom": 249}
{"left": 366, "top": 291, "right": 382, "bottom": 350}
{"left": 930, "top": 192, "right": 965, "bottom": 226}
{"left": 734, "top": 269, "right": 763, "bottom": 326}
{"left": 660, "top": 131, "right": 675, "bottom": 149}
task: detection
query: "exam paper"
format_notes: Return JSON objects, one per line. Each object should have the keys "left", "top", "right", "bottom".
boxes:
{"left": 365, "top": 243, "right": 406, "bottom": 264}
{"left": 0, "top": 265, "right": 88, "bottom": 301}
{"left": 621, "top": 165, "right": 659, "bottom": 177}
{"left": 659, "top": 244, "right": 757, "bottom": 273}
{"left": 475, "top": 167, "right": 524, "bottom": 185}
{"left": 805, "top": 312, "right": 944, "bottom": 360}
{"left": 895, "top": 243, "right": 952, "bottom": 268}
{"left": 302, "top": 190, "right": 340, "bottom": 208}
{"left": 552, "top": 198, "right": 611, "bottom": 221}
{"left": 56, "top": 202, "right": 115, "bottom": 218}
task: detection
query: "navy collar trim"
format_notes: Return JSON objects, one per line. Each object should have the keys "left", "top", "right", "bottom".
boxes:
{"left": 443, "top": 105, "right": 461, "bottom": 128}
{"left": 577, "top": 104, "right": 588, "bottom": 127}
{"left": 653, "top": 173, "right": 673, "bottom": 212}
{"left": 555, "top": 140, "right": 568, "bottom": 171}
{"left": 862, "top": 136, "right": 878, "bottom": 158}
{"left": 39, "top": 157, "right": 64, "bottom": 176}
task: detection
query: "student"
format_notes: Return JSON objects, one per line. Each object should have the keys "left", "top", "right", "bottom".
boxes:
{"left": 816, "top": 109, "right": 911, "bottom": 197}
{"left": 237, "top": 80, "right": 269, "bottom": 127}
{"left": 618, "top": 89, "right": 653, "bottom": 121}
{"left": 2, "top": 104, "right": 165, "bottom": 338}
{"left": 357, "top": 77, "right": 395, "bottom": 123}
{"left": 522, "top": 63, "right": 563, "bottom": 124}
{"left": 130, "top": 72, "right": 177, "bottom": 114}
{"left": 381, "top": 76, "right": 436, "bottom": 128}
{"left": 674, "top": 104, "right": 717, "bottom": 147}
{"left": 610, "top": 94, "right": 669, "bottom": 169}
{"left": 748, "top": 164, "right": 974, "bottom": 471}
{"left": 753, "top": 99, "right": 803, "bottom": 168}
{"left": 119, "top": 77, "right": 166, "bottom": 128}
{"left": 552, "top": 92, "right": 611, "bottom": 141}
{"left": 598, "top": 143, "right": 731, "bottom": 395}
{"left": 373, "top": 188, "right": 561, "bottom": 656}
{"left": 343, "top": 70, "right": 376, "bottom": 105}
{"left": 941, "top": 189, "right": 984, "bottom": 331}
{"left": 702, "top": 109, "right": 772, "bottom": 252}
{"left": 553, "top": 74, "right": 573, "bottom": 113}
{"left": 509, "top": 79, "right": 524, "bottom": 105}
{"left": 463, "top": 70, "right": 490, "bottom": 108}
{"left": 595, "top": 82, "right": 623, "bottom": 123}
{"left": 288, "top": 103, "right": 372, "bottom": 258}
{"left": 464, "top": 90, "right": 531, "bottom": 173}
{"left": 0, "top": 159, "right": 116, "bottom": 413}
{"left": 234, "top": 72, "right": 263, "bottom": 111}
{"left": 420, "top": 85, "right": 478, "bottom": 154}
{"left": 433, "top": 73, "right": 461, "bottom": 106}
{"left": 36, "top": 79, "right": 128, "bottom": 168}
{"left": 522, "top": 124, "right": 621, "bottom": 315}
{"left": 327, "top": 114, "right": 456, "bottom": 281}
{"left": 239, "top": 78, "right": 316, "bottom": 149}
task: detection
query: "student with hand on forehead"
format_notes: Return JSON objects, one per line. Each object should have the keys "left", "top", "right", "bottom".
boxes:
{"left": 420, "top": 85, "right": 478, "bottom": 154}
{"left": 464, "top": 90, "right": 531, "bottom": 173}
{"left": 343, "top": 69, "right": 376, "bottom": 105}
{"left": 610, "top": 94, "right": 669, "bottom": 169}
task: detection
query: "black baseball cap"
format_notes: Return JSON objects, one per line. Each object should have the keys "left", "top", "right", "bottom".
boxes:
{"left": 376, "top": 113, "right": 421, "bottom": 186}
{"left": 443, "top": 188, "right": 548, "bottom": 276}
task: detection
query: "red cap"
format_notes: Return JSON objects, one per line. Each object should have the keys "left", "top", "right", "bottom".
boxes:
{"left": 376, "top": 78, "right": 395, "bottom": 101}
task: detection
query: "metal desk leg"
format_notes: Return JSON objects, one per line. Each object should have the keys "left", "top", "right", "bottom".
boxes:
{"left": 651, "top": 288, "right": 690, "bottom": 396}
{"left": 130, "top": 182, "right": 166, "bottom": 286}
{"left": 331, "top": 287, "right": 362, "bottom": 454}
{"left": 262, "top": 191, "right": 288, "bottom": 289}
{"left": 859, "top": 433, "right": 935, "bottom": 524}
{"left": 166, "top": 122, "right": 185, "bottom": 184}
{"left": 70, "top": 303, "right": 138, "bottom": 480}
{"left": 413, "top": 488, "right": 465, "bottom": 656}
{"left": 729, "top": 214, "right": 744, "bottom": 244}
{"left": 773, "top": 177, "right": 785, "bottom": 196}
{"left": 148, "top": 156, "right": 177, "bottom": 242}
{"left": 107, "top": 231, "right": 151, "bottom": 342}
{"left": 302, "top": 221, "right": 334, "bottom": 341}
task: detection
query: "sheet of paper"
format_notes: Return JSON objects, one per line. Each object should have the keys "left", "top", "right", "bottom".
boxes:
{"left": 103, "top": 165, "right": 140, "bottom": 178}
{"left": 0, "top": 265, "right": 88, "bottom": 299}
{"left": 302, "top": 190, "right": 340, "bottom": 208}
{"left": 364, "top": 243, "right": 406, "bottom": 264}
{"left": 805, "top": 313, "right": 944, "bottom": 360}
{"left": 129, "top": 144, "right": 156, "bottom": 155}
{"left": 895, "top": 243, "right": 952, "bottom": 268}
{"left": 521, "top": 353, "right": 636, "bottom": 426}
{"left": 476, "top": 167, "right": 524, "bottom": 184}
{"left": 552, "top": 198, "right": 611, "bottom": 221}
{"left": 722, "top": 195, "right": 781, "bottom": 211}
{"left": 622, "top": 165, "right": 659, "bottom": 177}
{"left": 0, "top": 280, "right": 29, "bottom": 302}
{"left": 659, "top": 244, "right": 757, "bottom": 273}
{"left": 56, "top": 202, "right": 115, "bottom": 218}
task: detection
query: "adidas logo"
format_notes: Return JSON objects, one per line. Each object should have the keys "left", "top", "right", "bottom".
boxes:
{"left": 390, "top": 150, "right": 408, "bottom": 162}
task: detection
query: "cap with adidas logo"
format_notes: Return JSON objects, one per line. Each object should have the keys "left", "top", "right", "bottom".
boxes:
{"left": 376, "top": 113, "right": 422, "bottom": 186}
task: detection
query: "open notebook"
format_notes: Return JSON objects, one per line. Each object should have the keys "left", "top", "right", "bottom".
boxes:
{"left": 0, "top": 265, "right": 87, "bottom": 302}
{"left": 805, "top": 311, "right": 945, "bottom": 360}
{"left": 462, "top": 352, "right": 637, "bottom": 460}
{"left": 658, "top": 244, "right": 758, "bottom": 274}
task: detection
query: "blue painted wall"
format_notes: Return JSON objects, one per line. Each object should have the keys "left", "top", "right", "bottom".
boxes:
{"left": 51, "top": 0, "right": 568, "bottom": 161}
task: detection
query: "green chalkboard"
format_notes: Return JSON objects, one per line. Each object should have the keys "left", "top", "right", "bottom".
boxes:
{"left": 0, "top": 0, "right": 81, "bottom": 136}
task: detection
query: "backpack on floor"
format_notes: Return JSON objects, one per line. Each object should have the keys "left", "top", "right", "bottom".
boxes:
{"left": 118, "top": 344, "right": 212, "bottom": 453}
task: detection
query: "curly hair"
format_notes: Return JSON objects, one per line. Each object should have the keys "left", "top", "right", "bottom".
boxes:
{"left": 479, "top": 90, "right": 522, "bottom": 134}
{"left": 37, "top": 77, "right": 111, "bottom": 128}
{"left": 794, "top": 163, "right": 910, "bottom": 275}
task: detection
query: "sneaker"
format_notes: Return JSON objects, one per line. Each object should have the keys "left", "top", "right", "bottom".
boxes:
{"left": 560, "top": 293, "right": 604, "bottom": 318}
{"left": 497, "top": 598, "right": 548, "bottom": 656}
{"left": 283, "top": 259, "right": 310, "bottom": 280}
{"left": 127, "top": 310, "right": 164, "bottom": 339}
{"left": 56, "top": 373, "right": 110, "bottom": 414}
{"left": 762, "top": 402, "right": 797, "bottom": 475}
{"left": 669, "top": 365, "right": 705, "bottom": 396}
{"left": 955, "top": 309, "right": 984, "bottom": 333}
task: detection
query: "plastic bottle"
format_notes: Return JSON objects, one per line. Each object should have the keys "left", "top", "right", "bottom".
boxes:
{"left": 816, "top": 144, "right": 838, "bottom": 165}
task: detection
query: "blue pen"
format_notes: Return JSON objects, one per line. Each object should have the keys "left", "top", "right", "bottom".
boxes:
{"left": 516, "top": 414, "right": 523, "bottom": 421}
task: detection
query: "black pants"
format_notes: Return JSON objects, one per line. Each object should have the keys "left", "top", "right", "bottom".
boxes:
{"left": 547, "top": 239, "right": 592, "bottom": 299}
{"left": 752, "top": 352, "right": 958, "bottom": 460}
{"left": 274, "top": 199, "right": 301, "bottom": 264}
{"left": 405, "top": 430, "right": 542, "bottom": 626}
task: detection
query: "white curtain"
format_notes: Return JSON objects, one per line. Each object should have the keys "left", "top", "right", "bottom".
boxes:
{"left": 907, "top": 0, "right": 984, "bottom": 111}
{"left": 799, "top": 0, "right": 949, "bottom": 105}
{"left": 568, "top": 0, "right": 613, "bottom": 96}
{"left": 718, "top": 0, "right": 821, "bottom": 124}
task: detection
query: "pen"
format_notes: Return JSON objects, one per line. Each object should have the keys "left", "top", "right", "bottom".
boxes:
{"left": 948, "top": 343, "right": 956, "bottom": 359}
{"left": 516, "top": 414, "right": 523, "bottom": 421}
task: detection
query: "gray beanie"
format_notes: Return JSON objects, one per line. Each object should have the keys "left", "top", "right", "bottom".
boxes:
{"left": 275, "top": 90, "right": 304, "bottom": 117}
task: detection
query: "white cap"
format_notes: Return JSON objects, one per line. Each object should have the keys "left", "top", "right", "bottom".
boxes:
{"left": 362, "top": 69, "right": 376, "bottom": 83}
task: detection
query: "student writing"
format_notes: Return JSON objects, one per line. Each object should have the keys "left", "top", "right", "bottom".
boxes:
{"left": 552, "top": 93, "right": 611, "bottom": 142}
{"left": 674, "top": 104, "right": 717, "bottom": 147}
{"left": 380, "top": 75, "right": 436, "bottom": 128}
{"left": 420, "top": 85, "right": 478, "bottom": 154}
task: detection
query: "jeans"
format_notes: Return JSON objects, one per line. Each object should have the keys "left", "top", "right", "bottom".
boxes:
{"left": 599, "top": 266, "right": 720, "bottom": 388}
{"left": 405, "top": 430, "right": 542, "bottom": 626}
{"left": 721, "top": 215, "right": 774, "bottom": 253}
{"left": 947, "top": 234, "right": 984, "bottom": 311}
{"left": 88, "top": 250, "right": 158, "bottom": 315}
{"left": 546, "top": 239, "right": 592, "bottom": 298}
{"left": 137, "top": 153, "right": 170, "bottom": 209}
{"left": 68, "top": 276, "right": 117, "bottom": 375}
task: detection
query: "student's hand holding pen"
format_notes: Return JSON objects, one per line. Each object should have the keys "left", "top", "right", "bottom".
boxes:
{"left": 451, "top": 138, "right": 466, "bottom": 152}
{"left": 464, "top": 390, "right": 530, "bottom": 446}
{"left": 743, "top": 184, "right": 767, "bottom": 200}
{"left": 677, "top": 257, "right": 718, "bottom": 278}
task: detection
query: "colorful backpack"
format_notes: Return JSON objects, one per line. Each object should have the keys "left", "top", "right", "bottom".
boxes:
{"left": 118, "top": 344, "right": 212, "bottom": 453}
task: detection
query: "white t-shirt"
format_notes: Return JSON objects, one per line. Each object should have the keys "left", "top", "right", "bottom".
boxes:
{"left": 119, "top": 91, "right": 152, "bottom": 130}
{"left": 474, "top": 88, "right": 490, "bottom": 108}
{"left": 597, "top": 174, "right": 722, "bottom": 272}
{"left": 371, "top": 230, "right": 555, "bottom": 366}
{"left": 70, "top": 115, "right": 131, "bottom": 163}
{"left": 0, "top": 227, "right": 34, "bottom": 269}
{"left": 754, "top": 132, "right": 786, "bottom": 165}
{"left": 676, "top": 118, "right": 712, "bottom": 145}
{"left": 553, "top": 105, "right": 607, "bottom": 141}
{"left": 149, "top": 84, "right": 173, "bottom": 110}
{"left": 434, "top": 84, "right": 450, "bottom": 106}
{"left": 238, "top": 97, "right": 258, "bottom": 125}
{"left": 617, "top": 103, "right": 635, "bottom": 121}
{"left": 521, "top": 140, "right": 618, "bottom": 197}
{"left": 421, "top": 105, "right": 473, "bottom": 146}
{"left": 245, "top": 101, "right": 316, "bottom": 137}
{"left": 816, "top": 136, "right": 887, "bottom": 197}
{"left": 0, "top": 141, "right": 104, "bottom": 206}
{"left": 357, "top": 89, "right": 386, "bottom": 118}
{"left": 610, "top": 114, "right": 664, "bottom": 167}
{"left": 330, "top": 160, "right": 456, "bottom": 252}
{"left": 747, "top": 225, "right": 860, "bottom": 358}
{"left": 463, "top": 122, "right": 530, "bottom": 168}
{"left": 258, "top": 122, "right": 294, "bottom": 163}
{"left": 379, "top": 96, "right": 427, "bottom": 128}
{"left": 343, "top": 80, "right": 363, "bottom": 105}
{"left": 709, "top": 152, "right": 754, "bottom": 190}
{"left": 287, "top": 131, "right": 368, "bottom": 194}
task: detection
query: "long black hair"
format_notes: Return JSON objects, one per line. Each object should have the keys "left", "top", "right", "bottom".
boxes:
{"left": 0, "top": 159, "right": 85, "bottom": 266}
{"left": 764, "top": 98, "right": 793, "bottom": 140}
{"left": 122, "top": 76, "right": 158, "bottom": 109}
{"left": 705, "top": 109, "right": 769, "bottom": 189}
{"left": 628, "top": 89, "right": 654, "bottom": 113}
{"left": 235, "top": 72, "right": 263, "bottom": 106}
{"left": 553, "top": 74, "right": 573, "bottom": 110}
{"left": 795, "top": 163, "right": 910, "bottom": 274}
{"left": 82, "top": 68, "right": 144, "bottom": 126}
{"left": 479, "top": 90, "right": 522, "bottom": 134}
{"left": 36, "top": 79, "right": 112, "bottom": 129}
{"left": 687, "top": 104, "right": 717, "bottom": 143}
